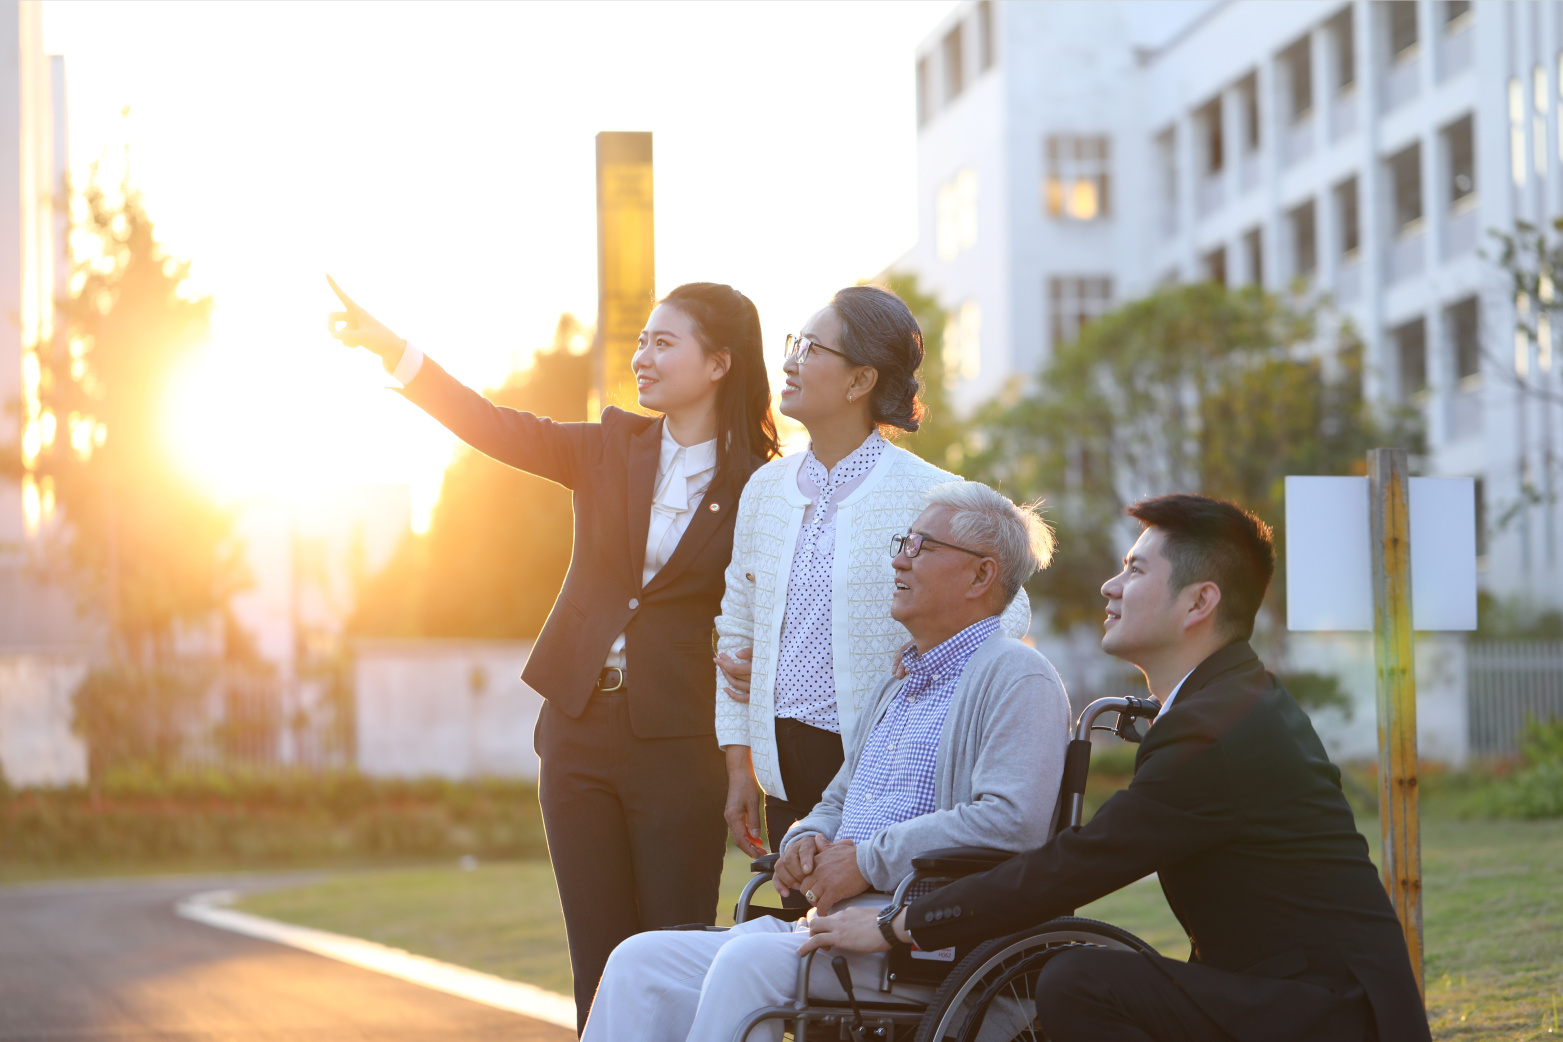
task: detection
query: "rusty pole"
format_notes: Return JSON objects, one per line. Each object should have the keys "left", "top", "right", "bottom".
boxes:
{"left": 1367, "top": 447, "right": 1424, "bottom": 998}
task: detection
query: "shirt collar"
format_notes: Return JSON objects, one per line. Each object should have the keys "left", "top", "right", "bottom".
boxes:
{"left": 1153, "top": 668, "right": 1197, "bottom": 724}
{"left": 804, "top": 429, "right": 885, "bottom": 488}
{"left": 902, "top": 615, "right": 1002, "bottom": 680}
{"left": 659, "top": 420, "right": 718, "bottom": 476}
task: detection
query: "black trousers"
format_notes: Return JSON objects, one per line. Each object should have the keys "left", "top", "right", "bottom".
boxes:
{"left": 762, "top": 716, "right": 846, "bottom": 849}
{"left": 1034, "top": 948, "right": 1372, "bottom": 1042}
{"left": 535, "top": 688, "right": 727, "bottom": 1034}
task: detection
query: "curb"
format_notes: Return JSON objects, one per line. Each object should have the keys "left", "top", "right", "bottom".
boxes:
{"left": 177, "top": 889, "right": 575, "bottom": 1030}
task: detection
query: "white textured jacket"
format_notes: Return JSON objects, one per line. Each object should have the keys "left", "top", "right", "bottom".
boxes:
{"left": 713, "top": 443, "right": 1032, "bottom": 800}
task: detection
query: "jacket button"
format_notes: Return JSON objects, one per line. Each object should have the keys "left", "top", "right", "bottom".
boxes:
{"left": 924, "top": 912, "right": 934, "bottom": 923}
{"left": 628, "top": 598, "right": 640, "bottom": 610}
{"left": 953, "top": 905, "right": 961, "bottom": 916}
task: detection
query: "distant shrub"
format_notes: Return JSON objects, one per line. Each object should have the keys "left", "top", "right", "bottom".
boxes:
{"left": 1454, "top": 717, "right": 1563, "bottom": 820}
{"left": 0, "top": 770, "right": 548, "bottom": 867}
{"left": 1277, "top": 671, "right": 1354, "bottom": 720}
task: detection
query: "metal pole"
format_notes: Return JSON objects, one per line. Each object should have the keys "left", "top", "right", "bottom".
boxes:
{"left": 1367, "top": 447, "right": 1424, "bottom": 998}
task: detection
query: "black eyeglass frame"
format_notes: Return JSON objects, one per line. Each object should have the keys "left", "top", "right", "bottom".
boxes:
{"left": 890, "top": 530, "right": 991, "bottom": 560}
{"left": 783, "top": 333, "right": 851, "bottom": 366}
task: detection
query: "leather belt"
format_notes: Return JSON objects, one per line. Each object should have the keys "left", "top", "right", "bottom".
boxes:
{"left": 596, "top": 667, "right": 626, "bottom": 692}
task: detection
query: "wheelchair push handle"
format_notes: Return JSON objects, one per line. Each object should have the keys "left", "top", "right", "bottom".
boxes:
{"left": 1058, "top": 694, "right": 1162, "bottom": 834}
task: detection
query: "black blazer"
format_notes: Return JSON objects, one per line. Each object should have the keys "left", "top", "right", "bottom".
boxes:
{"left": 909, "top": 641, "right": 1430, "bottom": 1042}
{"left": 401, "top": 357, "right": 758, "bottom": 739}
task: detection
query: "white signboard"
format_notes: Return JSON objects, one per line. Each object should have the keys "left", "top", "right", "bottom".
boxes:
{"left": 1285, "top": 476, "right": 1477, "bottom": 632}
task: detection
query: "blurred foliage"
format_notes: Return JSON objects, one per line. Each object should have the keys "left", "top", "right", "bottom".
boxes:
{"left": 955, "top": 283, "right": 1420, "bottom": 632}
{"left": 3, "top": 156, "right": 242, "bottom": 661}
{"left": 1277, "top": 671, "right": 1354, "bottom": 720}
{"left": 72, "top": 665, "right": 208, "bottom": 780}
{"left": 1451, "top": 718, "right": 1563, "bottom": 820}
{"left": 349, "top": 315, "right": 589, "bottom": 640}
{"left": 0, "top": 770, "right": 548, "bottom": 866}
{"left": 1474, "top": 591, "right": 1563, "bottom": 639}
{"left": 870, "top": 271, "right": 962, "bottom": 467}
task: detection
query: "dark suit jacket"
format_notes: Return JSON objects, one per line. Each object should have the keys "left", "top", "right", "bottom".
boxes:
{"left": 909, "top": 641, "right": 1430, "bottom": 1042}
{"left": 401, "top": 357, "right": 758, "bottom": 739}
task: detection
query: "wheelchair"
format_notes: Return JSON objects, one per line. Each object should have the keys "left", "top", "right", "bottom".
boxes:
{"left": 725, "top": 693, "right": 1164, "bottom": 1042}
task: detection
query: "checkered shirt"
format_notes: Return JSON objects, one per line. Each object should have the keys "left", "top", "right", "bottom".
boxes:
{"left": 835, "top": 615, "right": 1002, "bottom": 845}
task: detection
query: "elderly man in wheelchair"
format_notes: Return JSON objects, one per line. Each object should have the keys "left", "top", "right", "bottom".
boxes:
{"left": 581, "top": 482, "right": 1073, "bottom": 1042}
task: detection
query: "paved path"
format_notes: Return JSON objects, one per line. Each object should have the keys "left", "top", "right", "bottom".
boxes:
{"left": 0, "top": 874, "right": 574, "bottom": 1041}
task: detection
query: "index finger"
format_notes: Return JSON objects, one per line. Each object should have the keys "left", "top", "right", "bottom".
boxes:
{"left": 326, "top": 274, "right": 361, "bottom": 315}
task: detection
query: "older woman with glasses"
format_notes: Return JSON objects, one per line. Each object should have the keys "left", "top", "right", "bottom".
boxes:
{"left": 713, "top": 285, "right": 1031, "bottom": 876}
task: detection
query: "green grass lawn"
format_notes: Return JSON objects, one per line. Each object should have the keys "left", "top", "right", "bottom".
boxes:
{"left": 238, "top": 818, "right": 1562, "bottom": 1040}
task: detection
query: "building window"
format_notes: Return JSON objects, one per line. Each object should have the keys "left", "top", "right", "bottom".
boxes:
{"left": 1334, "top": 176, "right": 1361, "bottom": 256}
{"left": 1328, "top": 8, "right": 1355, "bottom": 91}
{"left": 1202, "top": 246, "right": 1228, "bottom": 287}
{"left": 1444, "top": 1, "right": 1471, "bottom": 27}
{"left": 1394, "top": 317, "right": 1428, "bottom": 397}
{"left": 1197, "top": 97, "right": 1224, "bottom": 175}
{"left": 1388, "top": 142, "right": 1423, "bottom": 233}
{"left": 1048, "top": 276, "right": 1113, "bottom": 349}
{"left": 1280, "top": 35, "right": 1313, "bottom": 121}
{"left": 936, "top": 168, "right": 979, "bottom": 261}
{"left": 1444, "top": 114, "right": 1475, "bottom": 206}
{"left": 946, "top": 299, "right": 983, "bottom": 380}
{"left": 978, "top": 0, "right": 995, "bottom": 71}
{"left": 916, "top": 57, "right": 932, "bottom": 127}
{"left": 1237, "top": 73, "right": 1260, "bottom": 151}
{"left": 1535, "top": 66, "right": 1549, "bottom": 178}
{"left": 1387, "top": 2, "right": 1418, "bottom": 60}
{"left": 1447, "top": 296, "right": 1480, "bottom": 379}
{"left": 1288, "top": 199, "right": 1318, "bottom": 279}
{"left": 1045, "top": 135, "right": 1111, "bottom": 220}
{"left": 1243, "top": 227, "right": 1264, "bottom": 286}
{"left": 943, "top": 24, "right": 965, "bottom": 102}
{"left": 1510, "top": 77, "right": 1526, "bottom": 187}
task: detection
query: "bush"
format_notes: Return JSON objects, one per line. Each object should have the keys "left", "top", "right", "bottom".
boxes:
{"left": 0, "top": 769, "right": 548, "bottom": 867}
{"left": 1454, "top": 718, "right": 1563, "bottom": 820}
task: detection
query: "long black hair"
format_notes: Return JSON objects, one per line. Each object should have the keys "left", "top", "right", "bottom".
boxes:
{"left": 659, "top": 282, "right": 780, "bottom": 480}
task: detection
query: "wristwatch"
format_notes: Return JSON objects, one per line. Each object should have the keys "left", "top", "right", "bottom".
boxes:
{"left": 877, "top": 904, "right": 909, "bottom": 949}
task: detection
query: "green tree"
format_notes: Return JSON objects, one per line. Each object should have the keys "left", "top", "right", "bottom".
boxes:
{"left": 12, "top": 158, "right": 239, "bottom": 661}
{"left": 870, "top": 271, "right": 961, "bottom": 467}
{"left": 959, "top": 283, "right": 1417, "bottom": 631}
{"left": 349, "top": 316, "right": 589, "bottom": 640}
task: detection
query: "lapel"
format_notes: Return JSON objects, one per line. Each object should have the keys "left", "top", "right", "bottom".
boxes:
{"left": 1134, "top": 641, "right": 1259, "bottom": 770}
{"left": 625, "top": 418, "right": 662, "bottom": 585}
{"left": 640, "top": 461, "right": 747, "bottom": 598}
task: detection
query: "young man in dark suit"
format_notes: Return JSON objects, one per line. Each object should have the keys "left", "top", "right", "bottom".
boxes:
{"left": 803, "top": 494, "right": 1431, "bottom": 1042}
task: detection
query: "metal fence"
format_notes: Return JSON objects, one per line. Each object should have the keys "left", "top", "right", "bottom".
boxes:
{"left": 1467, "top": 641, "right": 1563, "bottom": 757}
{"left": 161, "top": 664, "right": 352, "bottom": 774}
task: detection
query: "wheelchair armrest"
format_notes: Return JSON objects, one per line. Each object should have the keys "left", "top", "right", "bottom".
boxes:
{"left": 909, "top": 846, "right": 1013, "bottom": 876}
{"left": 750, "top": 853, "right": 780, "bottom": 873}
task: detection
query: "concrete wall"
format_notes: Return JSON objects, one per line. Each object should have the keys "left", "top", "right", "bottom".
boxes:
{"left": 354, "top": 640, "right": 543, "bottom": 781}
{"left": 0, "top": 652, "right": 88, "bottom": 787}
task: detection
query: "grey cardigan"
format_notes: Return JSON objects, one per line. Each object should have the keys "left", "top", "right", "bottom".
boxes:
{"left": 781, "top": 631, "right": 1072, "bottom": 892}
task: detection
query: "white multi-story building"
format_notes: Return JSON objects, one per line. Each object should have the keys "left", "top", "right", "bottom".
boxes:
{"left": 907, "top": 0, "right": 1562, "bottom": 609}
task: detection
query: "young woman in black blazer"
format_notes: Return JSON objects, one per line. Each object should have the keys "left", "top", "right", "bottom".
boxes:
{"left": 328, "top": 278, "right": 779, "bottom": 1032}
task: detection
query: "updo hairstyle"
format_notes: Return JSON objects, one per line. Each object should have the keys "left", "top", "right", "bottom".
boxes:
{"left": 828, "top": 285, "right": 925, "bottom": 435}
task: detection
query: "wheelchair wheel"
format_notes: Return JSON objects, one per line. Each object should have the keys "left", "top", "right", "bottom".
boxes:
{"left": 911, "top": 916, "right": 1156, "bottom": 1042}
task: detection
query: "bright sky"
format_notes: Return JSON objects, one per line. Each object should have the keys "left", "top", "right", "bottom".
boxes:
{"left": 42, "top": 0, "right": 957, "bottom": 531}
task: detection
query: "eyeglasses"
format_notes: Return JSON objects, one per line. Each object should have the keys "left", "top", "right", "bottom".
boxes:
{"left": 783, "top": 333, "right": 850, "bottom": 366}
{"left": 890, "top": 530, "right": 991, "bottom": 560}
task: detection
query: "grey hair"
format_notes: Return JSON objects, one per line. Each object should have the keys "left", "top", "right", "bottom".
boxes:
{"left": 922, "top": 481, "right": 1056, "bottom": 603}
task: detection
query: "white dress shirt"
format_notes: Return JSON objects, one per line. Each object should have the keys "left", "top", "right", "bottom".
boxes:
{"left": 1152, "top": 668, "right": 1197, "bottom": 725}
{"left": 393, "top": 344, "right": 716, "bottom": 673}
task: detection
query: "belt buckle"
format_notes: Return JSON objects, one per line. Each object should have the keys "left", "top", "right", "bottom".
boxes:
{"left": 599, "top": 667, "right": 625, "bottom": 692}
